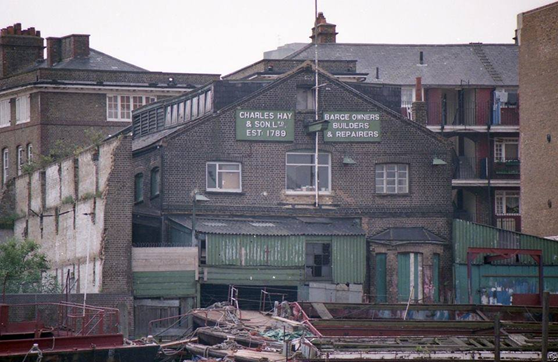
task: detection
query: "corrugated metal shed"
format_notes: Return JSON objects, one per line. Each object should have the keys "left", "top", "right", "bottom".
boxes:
{"left": 168, "top": 216, "right": 365, "bottom": 236}
{"left": 453, "top": 219, "right": 558, "bottom": 265}
{"left": 206, "top": 235, "right": 305, "bottom": 267}
{"left": 332, "top": 235, "right": 366, "bottom": 284}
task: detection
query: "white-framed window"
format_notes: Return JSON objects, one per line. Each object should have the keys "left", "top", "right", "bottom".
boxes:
{"left": 26, "top": 144, "right": 33, "bottom": 164}
{"left": 17, "top": 146, "right": 23, "bottom": 176}
{"left": 206, "top": 162, "right": 242, "bottom": 192}
{"left": 495, "top": 138, "right": 519, "bottom": 163}
{"left": 286, "top": 152, "right": 331, "bottom": 194}
{"left": 376, "top": 164, "right": 409, "bottom": 194}
{"left": 15, "top": 95, "right": 30, "bottom": 124}
{"left": 107, "top": 95, "right": 156, "bottom": 121}
{"left": 495, "top": 190, "right": 520, "bottom": 215}
{"left": 0, "top": 99, "right": 10, "bottom": 128}
{"left": 401, "top": 87, "right": 415, "bottom": 108}
{"left": 2, "top": 148, "right": 8, "bottom": 184}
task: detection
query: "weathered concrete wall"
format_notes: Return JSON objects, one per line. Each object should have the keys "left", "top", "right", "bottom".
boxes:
{"left": 132, "top": 247, "right": 198, "bottom": 272}
{"left": 13, "top": 135, "right": 132, "bottom": 294}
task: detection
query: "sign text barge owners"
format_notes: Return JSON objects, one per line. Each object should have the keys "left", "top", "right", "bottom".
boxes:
{"left": 236, "top": 110, "right": 294, "bottom": 141}
{"left": 323, "top": 112, "right": 381, "bottom": 142}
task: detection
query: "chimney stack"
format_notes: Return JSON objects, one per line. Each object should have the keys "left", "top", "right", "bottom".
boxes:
{"left": 0, "top": 23, "right": 44, "bottom": 78}
{"left": 412, "top": 77, "right": 427, "bottom": 125}
{"left": 310, "top": 12, "right": 337, "bottom": 44}
{"left": 47, "top": 34, "right": 90, "bottom": 67}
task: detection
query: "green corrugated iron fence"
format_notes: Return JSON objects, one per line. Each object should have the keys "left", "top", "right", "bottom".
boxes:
{"left": 205, "top": 234, "right": 366, "bottom": 285}
{"left": 453, "top": 219, "right": 558, "bottom": 265}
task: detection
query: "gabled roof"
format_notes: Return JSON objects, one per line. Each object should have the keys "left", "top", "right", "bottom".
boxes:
{"left": 168, "top": 216, "right": 366, "bottom": 236}
{"left": 370, "top": 227, "right": 446, "bottom": 244}
{"left": 132, "top": 61, "right": 450, "bottom": 150}
{"left": 285, "top": 43, "right": 518, "bottom": 86}
{"left": 28, "top": 48, "right": 146, "bottom": 72}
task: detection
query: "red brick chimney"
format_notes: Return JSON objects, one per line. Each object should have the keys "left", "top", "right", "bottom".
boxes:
{"left": 47, "top": 34, "right": 90, "bottom": 67}
{"left": 0, "top": 23, "right": 44, "bottom": 78}
{"left": 310, "top": 12, "right": 337, "bottom": 44}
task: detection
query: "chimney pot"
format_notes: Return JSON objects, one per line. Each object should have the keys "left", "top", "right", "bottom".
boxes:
{"left": 14, "top": 23, "right": 21, "bottom": 35}
{"left": 7, "top": 26, "right": 14, "bottom": 35}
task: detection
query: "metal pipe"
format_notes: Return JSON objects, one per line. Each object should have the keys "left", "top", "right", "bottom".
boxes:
{"left": 191, "top": 196, "right": 197, "bottom": 247}
{"left": 542, "top": 291, "right": 549, "bottom": 362}
{"left": 314, "top": 0, "right": 319, "bottom": 208}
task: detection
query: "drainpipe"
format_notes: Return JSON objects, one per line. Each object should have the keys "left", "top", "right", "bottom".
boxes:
{"left": 487, "top": 120, "right": 493, "bottom": 226}
{"left": 314, "top": 0, "right": 320, "bottom": 208}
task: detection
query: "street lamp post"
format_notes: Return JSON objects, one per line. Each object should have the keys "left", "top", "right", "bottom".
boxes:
{"left": 191, "top": 192, "right": 210, "bottom": 247}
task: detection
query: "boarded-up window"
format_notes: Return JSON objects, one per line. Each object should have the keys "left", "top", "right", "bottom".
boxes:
{"left": 398, "top": 253, "right": 423, "bottom": 303}
{"left": 375, "top": 253, "right": 387, "bottom": 303}
{"left": 296, "top": 88, "right": 315, "bottom": 111}
{"left": 305, "top": 242, "right": 331, "bottom": 279}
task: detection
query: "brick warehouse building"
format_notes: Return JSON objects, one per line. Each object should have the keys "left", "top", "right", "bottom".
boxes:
{"left": 129, "top": 61, "right": 453, "bottom": 322}
{"left": 258, "top": 14, "right": 521, "bottom": 232}
{"left": 0, "top": 23, "right": 219, "bottom": 188}
{"left": 518, "top": 2, "right": 558, "bottom": 238}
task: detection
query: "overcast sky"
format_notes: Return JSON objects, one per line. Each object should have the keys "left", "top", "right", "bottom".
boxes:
{"left": 1, "top": 0, "right": 555, "bottom": 75}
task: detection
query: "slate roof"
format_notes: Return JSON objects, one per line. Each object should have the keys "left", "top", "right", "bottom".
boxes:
{"left": 28, "top": 48, "right": 146, "bottom": 72}
{"left": 370, "top": 227, "right": 446, "bottom": 244}
{"left": 132, "top": 127, "right": 183, "bottom": 152}
{"left": 168, "top": 216, "right": 366, "bottom": 236}
{"left": 285, "top": 43, "right": 518, "bottom": 86}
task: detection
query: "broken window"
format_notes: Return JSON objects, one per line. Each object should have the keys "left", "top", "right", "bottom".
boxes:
{"left": 305, "top": 242, "right": 331, "bottom": 279}
{"left": 206, "top": 162, "right": 242, "bottom": 192}
{"left": 375, "top": 164, "right": 409, "bottom": 194}
{"left": 296, "top": 87, "right": 316, "bottom": 111}
{"left": 286, "top": 152, "right": 330, "bottom": 193}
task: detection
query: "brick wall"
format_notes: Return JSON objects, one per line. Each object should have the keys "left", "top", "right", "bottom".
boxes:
{"left": 134, "top": 67, "right": 454, "bottom": 301}
{"left": 519, "top": 3, "right": 558, "bottom": 237}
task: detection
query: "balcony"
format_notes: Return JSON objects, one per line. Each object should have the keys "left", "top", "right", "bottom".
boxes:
{"left": 453, "top": 156, "right": 520, "bottom": 185}
{"left": 492, "top": 160, "right": 520, "bottom": 179}
{"left": 427, "top": 101, "right": 519, "bottom": 128}
{"left": 453, "top": 156, "right": 481, "bottom": 179}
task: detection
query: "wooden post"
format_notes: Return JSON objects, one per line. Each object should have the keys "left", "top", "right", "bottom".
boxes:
{"left": 494, "top": 313, "right": 500, "bottom": 362}
{"left": 542, "top": 291, "right": 549, "bottom": 362}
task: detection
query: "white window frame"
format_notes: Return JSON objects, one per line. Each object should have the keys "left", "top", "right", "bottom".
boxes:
{"left": 107, "top": 95, "right": 156, "bottom": 122}
{"left": 17, "top": 146, "right": 24, "bottom": 176}
{"left": 206, "top": 162, "right": 242, "bottom": 193}
{"left": 15, "top": 95, "right": 30, "bottom": 124}
{"left": 0, "top": 99, "right": 10, "bottom": 128}
{"left": 401, "top": 87, "right": 415, "bottom": 108}
{"left": 494, "top": 138, "right": 519, "bottom": 163}
{"left": 285, "top": 152, "right": 331, "bottom": 195}
{"left": 2, "top": 148, "right": 8, "bottom": 184}
{"left": 375, "top": 164, "right": 409, "bottom": 194}
{"left": 495, "top": 190, "right": 520, "bottom": 216}
{"left": 26, "top": 144, "right": 33, "bottom": 164}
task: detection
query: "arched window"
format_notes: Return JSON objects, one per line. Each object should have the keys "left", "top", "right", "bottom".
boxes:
{"left": 150, "top": 167, "right": 160, "bottom": 197}
{"left": 134, "top": 173, "right": 144, "bottom": 203}
{"left": 17, "top": 146, "right": 23, "bottom": 176}
{"left": 26, "top": 144, "right": 33, "bottom": 164}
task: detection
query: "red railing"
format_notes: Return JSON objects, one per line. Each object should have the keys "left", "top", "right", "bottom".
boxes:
{"left": 2, "top": 302, "right": 119, "bottom": 336}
